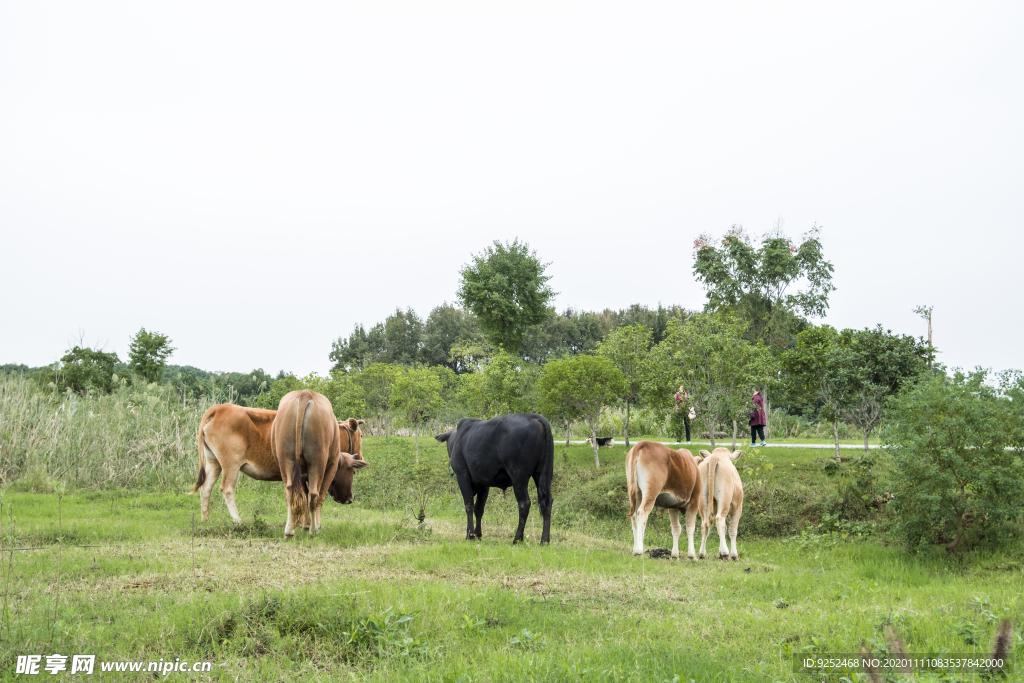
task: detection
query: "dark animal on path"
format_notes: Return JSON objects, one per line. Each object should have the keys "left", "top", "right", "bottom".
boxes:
{"left": 271, "top": 390, "right": 368, "bottom": 538}
{"left": 189, "top": 403, "right": 364, "bottom": 524}
{"left": 585, "top": 436, "right": 614, "bottom": 447}
{"left": 625, "top": 441, "right": 702, "bottom": 559}
{"left": 435, "top": 413, "right": 554, "bottom": 544}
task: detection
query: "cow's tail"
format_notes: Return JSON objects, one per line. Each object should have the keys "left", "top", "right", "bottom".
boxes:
{"left": 291, "top": 397, "right": 313, "bottom": 514}
{"left": 189, "top": 405, "right": 218, "bottom": 494}
{"left": 705, "top": 454, "right": 718, "bottom": 518}
{"left": 626, "top": 444, "right": 640, "bottom": 518}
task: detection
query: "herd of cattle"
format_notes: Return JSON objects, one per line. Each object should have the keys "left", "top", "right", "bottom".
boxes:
{"left": 189, "top": 390, "right": 744, "bottom": 559}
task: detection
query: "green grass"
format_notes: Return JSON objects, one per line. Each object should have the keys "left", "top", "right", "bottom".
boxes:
{"left": 1, "top": 440, "right": 1020, "bottom": 682}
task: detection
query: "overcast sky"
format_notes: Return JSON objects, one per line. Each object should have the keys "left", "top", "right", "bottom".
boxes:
{"left": 2, "top": 2, "right": 1021, "bottom": 376}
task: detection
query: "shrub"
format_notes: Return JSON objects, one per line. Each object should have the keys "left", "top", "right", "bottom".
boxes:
{"left": 885, "top": 369, "right": 1024, "bottom": 552}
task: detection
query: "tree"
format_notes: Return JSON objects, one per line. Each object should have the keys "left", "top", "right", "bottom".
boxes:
{"left": 55, "top": 346, "right": 120, "bottom": 394}
{"left": 392, "top": 368, "right": 443, "bottom": 463}
{"left": 475, "top": 349, "right": 538, "bottom": 418}
{"left": 128, "top": 328, "right": 175, "bottom": 384}
{"left": 354, "top": 363, "right": 402, "bottom": 439}
{"left": 692, "top": 222, "right": 834, "bottom": 347}
{"left": 780, "top": 325, "right": 855, "bottom": 459}
{"left": 885, "top": 369, "right": 1024, "bottom": 553}
{"left": 330, "top": 323, "right": 383, "bottom": 372}
{"left": 840, "top": 325, "right": 930, "bottom": 453}
{"left": 596, "top": 324, "right": 654, "bottom": 447}
{"left": 537, "top": 355, "right": 625, "bottom": 468}
{"left": 457, "top": 239, "right": 556, "bottom": 353}
{"left": 658, "top": 311, "right": 776, "bottom": 448}
{"left": 520, "top": 307, "right": 612, "bottom": 364}
{"left": 421, "top": 304, "right": 483, "bottom": 372}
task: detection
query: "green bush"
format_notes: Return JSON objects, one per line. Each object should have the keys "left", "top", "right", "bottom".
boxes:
{"left": 885, "top": 369, "right": 1024, "bottom": 552}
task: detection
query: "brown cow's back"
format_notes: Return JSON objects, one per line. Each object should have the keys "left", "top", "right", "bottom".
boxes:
{"left": 626, "top": 441, "right": 702, "bottom": 559}
{"left": 189, "top": 403, "right": 364, "bottom": 524}
{"left": 272, "top": 390, "right": 343, "bottom": 537}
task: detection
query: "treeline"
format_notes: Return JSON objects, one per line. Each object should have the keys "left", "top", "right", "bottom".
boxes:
{"left": 4, "top": 228, "right": 1023, "bottom": 552}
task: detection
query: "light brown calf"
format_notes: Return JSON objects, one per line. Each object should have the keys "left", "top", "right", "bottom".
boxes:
{"left": 625, "top": 440, "right": 702, "bottom": 559}
{"left": 189, "top": 403, "right": 363, "bottom": 523}
{"left": 695, "top": 448, "right": 744, "bottom": 560}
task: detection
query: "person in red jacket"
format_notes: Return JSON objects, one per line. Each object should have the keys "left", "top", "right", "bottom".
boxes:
{"left": 749, "top": 389, "right": 767, "bottom": 447}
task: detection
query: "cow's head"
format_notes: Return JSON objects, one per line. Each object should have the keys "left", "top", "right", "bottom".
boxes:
{"left": 700, "top": 448, "right": 742, "bottom": 462}
{"left": 338, "top": 417, "right": 365, "bottom": 460}
{"left": 328, "top": 452, "right": 369, "bottom": 505}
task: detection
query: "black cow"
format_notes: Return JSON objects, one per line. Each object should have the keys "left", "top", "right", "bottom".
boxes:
{"left": 435, "top": 413, "right": 554, "bottom": 544}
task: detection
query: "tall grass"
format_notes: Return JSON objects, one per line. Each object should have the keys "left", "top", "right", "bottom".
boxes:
{"left": 0, "top": 374, "right": 216, "bottom": 491}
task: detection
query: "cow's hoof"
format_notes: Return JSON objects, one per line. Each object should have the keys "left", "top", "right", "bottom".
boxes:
{"left": 699, "top": 552, "right": 706, "bottom": 559}
{"left": 687, "top": 554, "right": 697, "bottom": 561}
{"left": 719, "top": 552, "right": 729, "bottom": 560}
{"left": 730, "top": 554, "right": 738, "bottom": 561}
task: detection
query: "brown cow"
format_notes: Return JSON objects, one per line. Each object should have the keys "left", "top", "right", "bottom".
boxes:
{"left": 625, "top": 440, "right": 702, "bottom": 559}
{"left": 271, "top": 390, "right": 367, "bottom": 537}
{"left": 189, "top": 403, "right": 364, "bottom": 523}
{"left": 695, "top": 448, "right": 744, "bottom": 560}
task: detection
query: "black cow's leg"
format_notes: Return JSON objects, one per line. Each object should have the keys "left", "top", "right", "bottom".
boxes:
{"left": 473, "top": 487, "right": 489, "bottom": 540}
{"left": 534, "top": 473, "right": 552, "bottom": 544}
{"left": 511, "top": 483, "right": 531, "bottom": 544}
{"left": 455, "top": 475, "right": 477, "bottom": 540}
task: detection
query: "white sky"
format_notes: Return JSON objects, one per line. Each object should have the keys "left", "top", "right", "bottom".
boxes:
{"left": 2, "top": 2, "right": 1021, "bottom": 376}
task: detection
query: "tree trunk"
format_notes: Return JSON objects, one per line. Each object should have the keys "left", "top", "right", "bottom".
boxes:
{"left": 590, "top": 427, "right": 601, "bottom": 469}
{"left": 565, "top": 419, "right": 572, "bottom": 446}
{"left": 414, "top": 421, "right": 420, "bottom": 464}
{"left": 732, "top": 420, "right": 738, "bottom": 450}
{"left": 863, "top": 426, "right": 871, "bottom": 455}
{"left": 624, "top": 401, "right": 631, "bottom": 449}
{"left": 832, "top": 418, "right": 840, "bottom": 461}
{"left": 709, "top": 417, "right": 716, "bottom": 450}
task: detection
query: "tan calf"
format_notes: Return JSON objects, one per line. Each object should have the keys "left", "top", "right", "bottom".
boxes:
{"left": 696, "top": 448, "right": 744, "bottom": 560}
{"left": 625, "top": 440, "right": 702, "bottom": 559}
{"left": 189, "top": 403, "right": 363, "bottom": 524}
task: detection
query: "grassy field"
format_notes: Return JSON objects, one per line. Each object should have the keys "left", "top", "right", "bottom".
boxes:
{"left": 1, "top": 439, "right": 1020, "bottom": 682}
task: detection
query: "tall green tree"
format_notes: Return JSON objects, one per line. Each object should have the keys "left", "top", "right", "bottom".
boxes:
{"left": 473, "top": 349, "right": 538, "bottom": 418}
{"left": 421, "top": 304, "right": 483, "bottom": 372}
{"left": 128, "top": 328, "right": 175, "bottom": 384}
{"left": 457, "top": 239, "right": 556, "bottom": 353}
{"left": 355, "top": 363, "right": 402, "bottom": 439}
{"left": 839, "top": 325, "right": 930, "bottom": 452}
{"left": 885, "top": 369, "right": 1024, "bottom": 553}
{"left": 596, "top": 323, "right": 654, "bottom": 447}
{"left": 692, "top": 223, "right": 834, "bottom": 347}
{"left": 54, "top": 346, "right": 120, "bottom": 394}
{"left": 658, "top": 311, "right": 776, "bottom": 448}
{"left": 392, "top": 367, "right": 443, "bottom": 463}
{"left": 780, "top": 325, "right": 855, "bottom": 459}
{"left": 538, "top": 355, "right": 625, "bottom": 468}
{"left": 329, "top": 323, "right": 383, "bottom": 372}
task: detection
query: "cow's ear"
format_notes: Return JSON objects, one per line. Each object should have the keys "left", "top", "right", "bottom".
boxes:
{"left": 692, "top": 455, "right": 704, "bottom": 464}
{"left": 351, "top": 459, "right": 369, "bottom": 470}
{"left": 346, "top": 418, "right": 359, "bottom": 431}
{"left": 435, "top": 431, "right": 452, "bottom": 443}
{"left": 730, "top": 450, "right": 742, "bottom": 461}
{"left": 699, "top": 450, "right": 712, "bottom": 458}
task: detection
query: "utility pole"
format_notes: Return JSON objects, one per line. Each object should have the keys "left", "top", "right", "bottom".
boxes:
{"left": 913, "top": 305, "right": 933, "bottom": 370}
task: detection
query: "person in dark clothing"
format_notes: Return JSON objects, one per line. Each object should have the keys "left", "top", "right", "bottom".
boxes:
{"left": 749, "top": 389, "right": 767, "bottom": 447}
{"left": 675, "top": 386, "right": 693, "bottom": 443}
